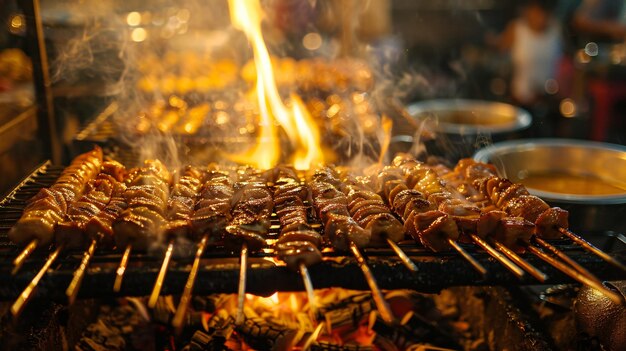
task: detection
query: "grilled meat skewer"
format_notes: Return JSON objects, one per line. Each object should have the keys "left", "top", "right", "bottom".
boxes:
{"left": 56, "top": 161, "right": 127, "bottom": 249}
{"left": 9, "top": 147, "right": 103, "bottom": 247}
{"left": 111, "top": 160, "right": 171, "bottom": 292}
{"left": 113, "top": 160, "right": 171, "bottom": 251}
{"left": 268, "top": 166, "right": 322, "bottom": 316}
{"left": 309, "top": 171, "right": 370, "bottom": 251}
{"left": 370, "top": 160, "right": 524, "bottom": 277}
{"left": 225, "top": 167, "right": 274, "bottom": 251}
{"left": 149, "top": 165, "right": 206, "bottom": 309}
{"left": 11, "top": 148, "right": 104, "bottom": 313}
{"left": 373, "top": 165, "right": 457, "bottom": 252}
{"left": 220, "top": 166, "right": 276, "bottom": 326}
{"left": 191, "top": 168, "right": 234, "bottom": 243}
{"left": 172, "top": 165, "right": 235, "bottom": 328}
{"left": 162, "top": 166, "right": 205, "bottom": 241}
{"left": 65, "top": 161, "right": 128, "bottom": 303}
{"left": 452, "top": 158, "right": 626, "bottom": 272}
{"left": 270, "top": 166, "right": 322, "bottom": 270}
{"left": 309, "top": 166, "right": 395, "bottom": 323}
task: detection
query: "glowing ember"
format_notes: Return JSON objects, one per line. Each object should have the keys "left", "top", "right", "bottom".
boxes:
{"left": 228, "top": 0, "right": 324, "bottom": 170}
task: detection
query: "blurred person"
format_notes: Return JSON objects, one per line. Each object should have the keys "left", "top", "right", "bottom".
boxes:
{"left": 572, "top": 0, "right": 626, "bottom": 42}
{"left": 489, "top": 0, "right": 562, "bottom": 105}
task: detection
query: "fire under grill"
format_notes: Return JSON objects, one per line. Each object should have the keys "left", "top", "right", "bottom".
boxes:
{"left": 0, "top": 161, "right": 623, "bottom": 302}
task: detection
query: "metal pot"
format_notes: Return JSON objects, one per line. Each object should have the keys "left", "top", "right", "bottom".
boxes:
{"left": 474, "top": 139, "right": 626, "bottom": 233}
{"left": 407, "top": 99, "right": 532, "bottom": 162}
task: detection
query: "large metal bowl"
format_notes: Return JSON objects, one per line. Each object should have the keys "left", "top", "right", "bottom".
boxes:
{"left": 408, "top": 99, "right": 532, "bottom": 135}
{"left": 474, "top": 139, "right": 626, "bottom": 232}
{"left": 407, "top": 99, "right": 531, "bottom": 161}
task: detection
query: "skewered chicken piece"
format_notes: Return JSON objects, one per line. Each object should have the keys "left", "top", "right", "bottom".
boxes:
{"left": 191, "top": 168, "right": 234, "bottom": 243}
{"left": 372, "top": 165, "right": 458, "bottom": 253}
{"left": 162, "top": 166, "right": 206, "bottom": 241}
{"left": 269, "top": 166, "right": 322, "bottom": 270}
{"left": 9, "top": 147, "right": 103, "bottom": 248}
{"left": 369, "top": 164, "right": 487, "bottom": 275}
{"left": 368, "top": 158, "right": 523, "bottom": 278}
{"left": 149, "top": 166, "right": 206, "bottom": 308}
{"left": 173, "top": 165, "right": 235, "bottom": 329}
{"left": 113, "top": 160, "right": 171, "bottom": 251}
{"left": 84, "top": 164, "right": 128, "bottom": 248}
{"left": 309, "top": 166, "right": 394, "bottom": 324}
{"left": 65, "top": 161, "right": 127, "bottom": 303}
{"left": 330, "top": 166, "right": 418, "bottom": 271}
{"left": 337, "top": 173, "right": 406, "bottom": 246}
{"left": 211, "top": 166, "right": 276, "bottom": 326}
{"left": 11, "top": 148, "right": 105, "bottom": 314}
{"left": 380, "top": 157, "right": 541, "bottom": 278}
{"left": 268, "top": 166, "right": 322, "bottom": 316}
{"left": 111, "top": 160, "right": 171, "bottom": 293}
{"left": 431, "top": 157, "right": 624, "bottom": 300}
{"left": 225, "top": 167, "right": 274, "bottom": 251}
{"left": 446, "top": 158, "right": 568, "bottom": 240}
{"left": 454, "top": 158, "right": 626, "bottom": 273}
{"left": 56, "top": 161, "right": 126, "bottom": 249}
{"left": 309, "top": 172, "right": 370, "bottom": 251}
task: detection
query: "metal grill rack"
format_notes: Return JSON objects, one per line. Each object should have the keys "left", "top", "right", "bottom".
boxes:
{"left": 0, "top": 162, "right": 624, "bottom": 302}
{"left": 73, "top": 101, "right": 255, "bottom": 150}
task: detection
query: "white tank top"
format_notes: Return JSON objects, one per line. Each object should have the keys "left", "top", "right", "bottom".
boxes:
{"left": 511, "top": 19, "right": 561, "bottom": 103}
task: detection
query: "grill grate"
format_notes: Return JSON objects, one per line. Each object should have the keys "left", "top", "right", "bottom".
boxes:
{"left": 0, "top": 162, "right": 624, "bottom": 301}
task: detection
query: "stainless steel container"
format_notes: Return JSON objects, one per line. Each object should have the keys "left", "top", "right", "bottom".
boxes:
{"left": 474, "top": 139, "right": 626, "bottom": 233}
{"left": 407, "top": 99, "right": 532, "bottom": 161}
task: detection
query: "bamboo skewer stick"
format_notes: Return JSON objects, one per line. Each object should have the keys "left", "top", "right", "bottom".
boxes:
{"left": 172, "top": 236, "right": 208, "bottom": 331}
{"left": 299, "top": 262, "right": 318, "bottom": 318}
{"left": 349, "top": 241, "right": 395, "bottom": 324}
{"left": 235, "top": 242, "right": 249, "bottom": 326}
{"left": 301, "top": 322, "right": 325, "bottom": 351}
{"left": 148, "top": 241, "right": 175, "bottom": 308}
{"left": 492, "top": 240, "right": 548, "bottom": 282}
{"left": 113, "top": 245, "right": 132, "bottom": 292}
{"left": 469, "top": 234, "right": 525, "bottom": 279}
{"left": 66, "top": 239, "right": 97, "bottom": 304}
{"left": 12, "top": 245, "right": 63, "bottom": 316}
{"left": 559, "top": 228, "right": 626, "bottom": 272}
{"left": 386, "top": 238, "right": 418, "bottom": 272}
{"left": 447, "top": 238, "right": 488, "bottom": 276}
{"left": 12, "top": 239, "right": 38, "bottom": 275}
{"left": 534, "top": 237, "right": 600, "bottom": 280}
{"left": 527, "top": 244, "right": 623, "bottom": 304}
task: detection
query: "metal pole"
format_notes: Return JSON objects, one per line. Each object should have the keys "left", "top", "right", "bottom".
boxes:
{"left": 18, "top": 0, "right": 62, "bottom": 164}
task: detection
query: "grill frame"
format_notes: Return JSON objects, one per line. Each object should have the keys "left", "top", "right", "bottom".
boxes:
{"left": 0, "top": 162, "right": 624, "bottom": 301}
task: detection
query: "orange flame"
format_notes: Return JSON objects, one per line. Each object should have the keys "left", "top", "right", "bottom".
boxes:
{"left": 228, "top": 0, "right": 324, "bottom": 170}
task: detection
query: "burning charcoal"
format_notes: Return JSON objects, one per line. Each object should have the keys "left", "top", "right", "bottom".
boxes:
{"left": 310, "top": 341, "right": 373, "bottom": 351}
{"left": 317, "top": 293, "right": 374, "bottom": 328}
{"left": 184, "top": 330, "right": 230, "bottom": 351}
{"left": 76, "top": 320, "right": 126, "bottom": 351}
{"left": 206, "top": 309, "right": 235, "bottom": 339}
{"left": 372, "top": 313, "right": 461, "bottom": 350}
{"left": 236, "top": 316, "right": 297, "bottom": 351}
{"left": 76, "top": 303, "right": 151, "bottom": 351}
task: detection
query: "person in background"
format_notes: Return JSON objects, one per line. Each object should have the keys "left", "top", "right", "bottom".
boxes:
{"left": 489, "top": 0, "right": 562, "bottom": 105}
{"left": 572, "top": 0, "right": 626, "bottom": 42}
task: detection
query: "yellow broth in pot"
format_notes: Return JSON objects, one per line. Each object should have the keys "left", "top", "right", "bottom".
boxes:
{"left": 518, "top": 171, "right": 626, "bottom": 196}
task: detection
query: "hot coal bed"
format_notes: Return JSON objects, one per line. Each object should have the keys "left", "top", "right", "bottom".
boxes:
{"left": 0, "top": 156, "right": 624, "bottom": 351}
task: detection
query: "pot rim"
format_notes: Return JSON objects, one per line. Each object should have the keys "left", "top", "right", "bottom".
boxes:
{"left": 407, "top": 99, "right": 532, "bottom": 134}
{"left": 473, "top": 138, "right": 626, "bottom": 205}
